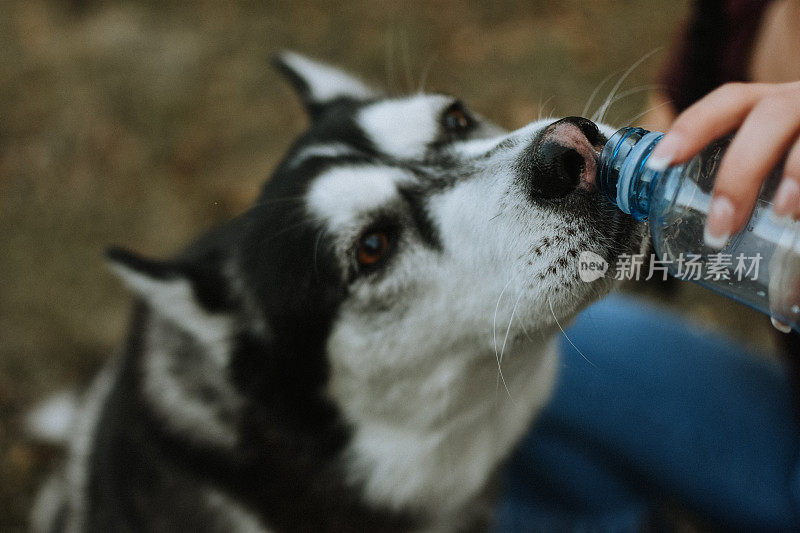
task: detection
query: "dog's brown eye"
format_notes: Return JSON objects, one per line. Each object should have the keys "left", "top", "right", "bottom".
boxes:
{"left": 357, "top": 232, "right": 390, "bottom": 268}
{"left": 443, "top": 103, "right": 471, "bottom": 132}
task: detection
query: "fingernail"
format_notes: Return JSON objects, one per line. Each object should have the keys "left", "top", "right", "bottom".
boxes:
{"left": 771, "top": 316, "right": 793, "bottom": 333}
{"left": 646, "top": 134, "right": 681, "bottom": 171}
{"left": 704, "top": 195, "right": 735, "bottom": 249}
{"left": 772, "top": 178, "right": 800, "bottom": 218}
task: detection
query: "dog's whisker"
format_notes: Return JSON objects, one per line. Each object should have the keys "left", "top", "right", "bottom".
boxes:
{"left": 499, "top": 291, "right": 524, "bottom": 367}
{"left": 605, "top": 84, "right": 662, "bottom": 108}
{"left": 592, "top": 65, "right": 631, "bottom": 124}
{"left": 537, "top": 95, "right": 555, "bottom": 123}
{"left": 598, "top": 84, "right": 664, "bottom": 126}
{"left": 385, "top": 29, "right": 397, "bottom": 96}
{"left": 400, "top": 30, "right": 414, "bottom": 95}
{"left": 622, "top": 98, "right": 674, "bottom": 128}
{"left": 493, "top": 277, "right": 515, "bottom": 400}
{"left": 581, "top": 72, "right": 615, "bottom": 119}
{"left": 548, "top": 296, "right": 596, "bottom": 367}
{"left": 417, "top": 54, "right": 437, "bottom": 94}
{"left": 489, "top": 209, "right": 505, "bottom": 222}
{"left": 594, "top": 47, "right": 662, "bottom": 124}
{"left": 514, "top": 297, "right": 535, "bottom": 342}
{"left": 312, "top": 228, "right": 325, "bottom": 282}
{"left": 254, "top": 218, "right": 309, "bottom": 245}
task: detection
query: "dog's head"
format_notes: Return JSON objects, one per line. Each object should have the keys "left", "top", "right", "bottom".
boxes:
{"left": 240, "top": 51, "right": 642, "bottom": 355}
{"left": 108, "top": 53, "right": 645, "bottom": 519}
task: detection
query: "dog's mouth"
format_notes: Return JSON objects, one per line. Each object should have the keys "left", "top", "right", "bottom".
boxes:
{"left": 526, "top": 118, "right": 645, "bottom": 281}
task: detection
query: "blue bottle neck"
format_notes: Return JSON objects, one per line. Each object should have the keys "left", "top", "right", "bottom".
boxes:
{"left": 598, "top": 127, "right": 664, "bottom": 221}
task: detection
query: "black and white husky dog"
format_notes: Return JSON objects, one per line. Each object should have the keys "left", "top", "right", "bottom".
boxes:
{"left": 31, "top": 53, "right": 644, "bottom": 532}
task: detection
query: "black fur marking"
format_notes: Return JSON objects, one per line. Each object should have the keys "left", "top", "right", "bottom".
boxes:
{"left": 272, "top": 54, "right": 312, "bottom": 101}
{"left": 398, "top": 186, "right": 443, "bottom": 250}
{"left": 176, "top": 221, "right": 248, "bottom": 312}
{"left": 267, "top": 101, "right": 378, "bottom": 185}
{"left": 106, "top": 247, "right": 179, "bottom": 281}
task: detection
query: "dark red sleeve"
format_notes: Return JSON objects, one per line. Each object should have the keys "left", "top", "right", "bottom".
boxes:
{"left": 657, "top": 0, "right": 773, "bottom": 113}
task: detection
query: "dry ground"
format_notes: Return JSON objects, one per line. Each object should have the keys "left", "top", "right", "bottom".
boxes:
{"left": 0, "top": 0, "right": 777, "bottom": 530}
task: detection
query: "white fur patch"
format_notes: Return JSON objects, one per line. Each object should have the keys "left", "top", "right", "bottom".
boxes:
{"left": 109, "top": 261, "right": 242, "bottom": 448}
{"left": 357, "top": 95, "right": 451, "bottom": 159}
{"left": 25, "top": 390, "right": 78, "bottom": 445}
{"left": 141, "top": 317, "right": 241, "bottom": 448}
{"left": 204, "top": 487, "right": 271, "bottom": 532}
{"left": 288, "top": 142, "right": 361, "bottom": 169}
{"left": 30, "top": 471, "right": 67, "bottom": 533}
{"left": 449, "top": 119, "right": 554, "bottom": 160}
{"left": 330, "top": 334, "right": 559, "bottom": 517}
{"left": 306, "top": 166, "right": 409, "bottom": 229}
{"left": 109, "top": 263, "right": 233, "bottom": 346}
{"left": 277, "top": 51, "right": 376, "bottom": 104}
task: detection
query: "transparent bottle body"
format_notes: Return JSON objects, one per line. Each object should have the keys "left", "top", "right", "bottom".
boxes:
{"left": 600, "top": 129, "right": 800, "bottom": 331}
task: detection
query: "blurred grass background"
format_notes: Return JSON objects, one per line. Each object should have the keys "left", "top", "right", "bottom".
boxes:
{"left": 0, "top": 0, "right": 779, "bottom": 529}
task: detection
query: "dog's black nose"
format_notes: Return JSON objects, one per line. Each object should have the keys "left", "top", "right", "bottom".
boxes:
{"left": 518, "top": 116, "right": 602, "bottom": 200}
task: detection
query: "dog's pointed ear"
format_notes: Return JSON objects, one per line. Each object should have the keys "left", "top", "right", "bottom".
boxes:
{"left": 273, "top": 50, "right": 379, "bottom": 117}
{"left": 106, "top": 247, "right": 233, "bottom": 340}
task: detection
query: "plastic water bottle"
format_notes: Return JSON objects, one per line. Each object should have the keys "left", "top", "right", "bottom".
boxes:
{"left": 598, "top": 126, "right": 800, "bottom": 332}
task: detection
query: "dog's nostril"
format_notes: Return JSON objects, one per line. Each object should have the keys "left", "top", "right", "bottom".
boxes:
{"left": 560, "top": 147, "right": 585, "bottom": 183}
{"left": 526, "top": 141, "right": 584, "bottom": 199}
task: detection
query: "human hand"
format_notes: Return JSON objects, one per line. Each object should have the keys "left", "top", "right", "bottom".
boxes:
{"left": 646, "top": 82, "right": 800, "bottom": 248}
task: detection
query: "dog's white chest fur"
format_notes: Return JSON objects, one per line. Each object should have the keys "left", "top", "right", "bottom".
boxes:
{"left": 326, "top": 323, "right": 559, "bottom": 522}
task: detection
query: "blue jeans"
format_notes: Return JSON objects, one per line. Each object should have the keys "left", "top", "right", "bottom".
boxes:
{"left": 495, "top": 294, "right": 800, "bottom": 531}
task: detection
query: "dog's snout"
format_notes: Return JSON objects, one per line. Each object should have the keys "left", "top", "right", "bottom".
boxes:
{"left": 518, "top": 116, "right": 602, "bottom": 200}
